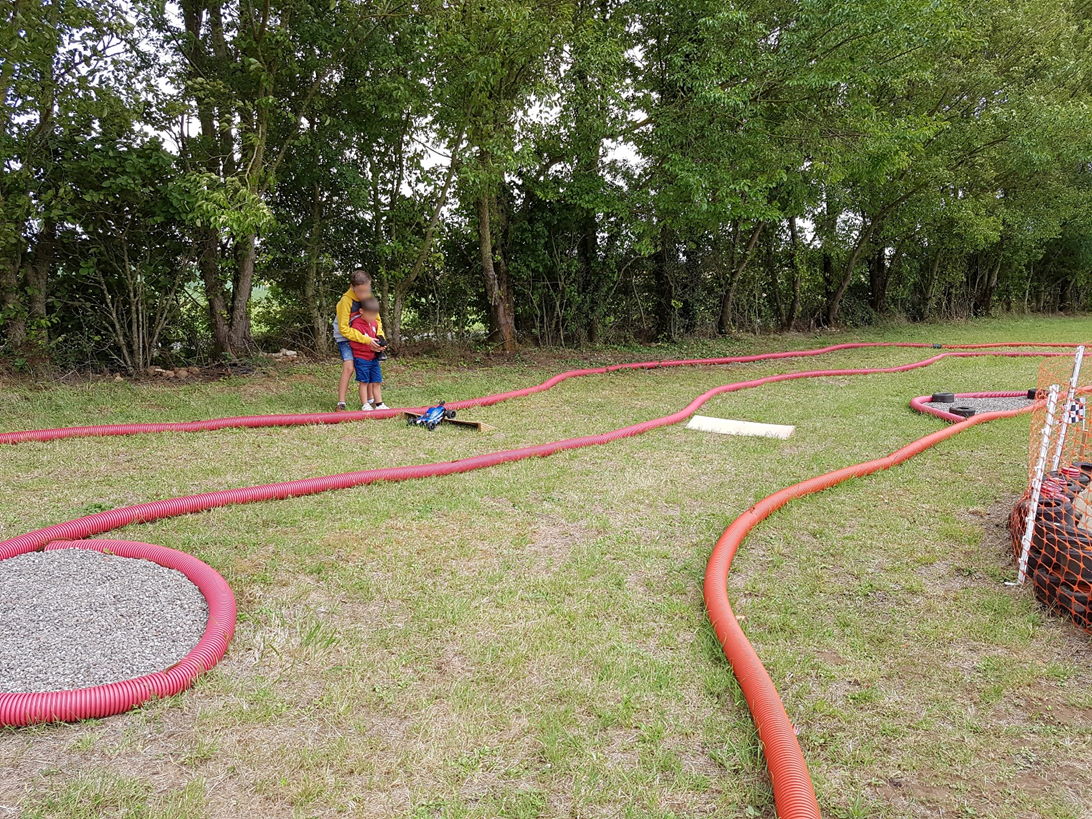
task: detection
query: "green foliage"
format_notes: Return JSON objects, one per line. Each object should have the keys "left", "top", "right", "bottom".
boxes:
{"left": 172, "top": 173, "right": 274, "bottom": 239}
{"left": 1, "top": 0, "right": 1091, "bottom": 367}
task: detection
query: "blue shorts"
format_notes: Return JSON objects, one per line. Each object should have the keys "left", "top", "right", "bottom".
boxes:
{"left": 353, "top": 357, "right": 382, "bottom": 383}
{"left": 337, "top": 340, "right": 353, "bottom": 361}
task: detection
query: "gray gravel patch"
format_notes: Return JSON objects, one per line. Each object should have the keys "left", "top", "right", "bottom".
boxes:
{"left": 0, "top": 549, "right": 208, "bottom": 693}
{"left": 924, "top": 395, "right": 1034, "bottom": 414}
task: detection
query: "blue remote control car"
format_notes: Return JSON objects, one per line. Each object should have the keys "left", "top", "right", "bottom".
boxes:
{"left": 407, "top": 402, "right": 457, "bottom": 431}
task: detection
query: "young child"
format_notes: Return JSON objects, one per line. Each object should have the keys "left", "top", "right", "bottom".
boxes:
{"left": 333, "top": 270, "right": 384, "bottom": 411}
{"left": 348, "top": 297, "right": 389, "bottom": 410}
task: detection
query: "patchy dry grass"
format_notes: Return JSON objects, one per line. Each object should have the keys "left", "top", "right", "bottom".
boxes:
{"left": 1, "top": 316, "right": 1091, "bottom": 818}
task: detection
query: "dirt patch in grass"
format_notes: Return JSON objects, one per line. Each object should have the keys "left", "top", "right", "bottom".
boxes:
{"left": 872, "top": 778, "right": 973, "bottom": 815}
{"left": 971, "top": 494, "right": 1020, "bottom": 561}
{"left": 855, "top": 496, "right": 1092, "bottom": 817}
{"left": 526, "top": 516, "right": 595, "bottom": 574}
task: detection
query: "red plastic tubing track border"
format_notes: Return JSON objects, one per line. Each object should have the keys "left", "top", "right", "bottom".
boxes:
{"left": 0, "top": 341, "right": 1084, "bottom": 817}
{"left": 703, "top": 401, "right": 1045, "bottom": 818}
{"left": 0, "top": 351, "right": 1069, "bottom": 561}
{"left": 909, "top": 390, "right": 1029, "bottom": 422}
{"left": 0, "top": 539, "right": 236, "bottom": 728}
{"left": 0, "top": 341, "right": 1079, "bottom": 446}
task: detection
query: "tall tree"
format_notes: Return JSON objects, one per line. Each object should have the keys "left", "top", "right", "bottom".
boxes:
{"left": 1, "top": 0, "right": 132, "bottom": 364}
{"left": 436, "top": 0, "right": 572, "bottom": 351}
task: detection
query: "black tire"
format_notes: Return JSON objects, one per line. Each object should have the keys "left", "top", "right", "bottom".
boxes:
{"left": 445, "top": 409, "right": 457, "bottom": 420}
{"left": 931, "top": 392, "right": 956, "bottom": 403}
{"left": 1035, "top": 497, "right": 1079, "bottom": 528}
{"left": 951, "top": 405, "right": 976, "bottom": 417}
{"left": 1027, "top": 389, "right": 1039, "bottom": 400}
{"left": 1057, "top": 586, "right": 1091, "bottom": 618}
{"left": 1037, "top": 523, "right": 1092, "bottom": 554}
{"left": 1053, "top": 549, "right": 1092, "bottom": 586}
{"left": 1032, "top": 568, "right": 1062, "bottom": 607}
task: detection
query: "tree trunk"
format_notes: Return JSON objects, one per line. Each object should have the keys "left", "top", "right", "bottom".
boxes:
{"left": 578, "top": 213, "right": 599, "bottom": 342}
{"left": 826, "top": 221, "right": 874, "bottom": 326}
{"left": 182, "top": 0, "right": 231, "bottom": 357}
{"left": 976, "top": 255, "right": 1002, "bottom": 316}
{"left": 493, "top": 188, "right": 517, "bottom": 338}
{"left": 387, "top": 292, "right": 404, "bottom": 348}
{"left": 228, "top": 232, "right": 256, "bottom": 352}
{"left": 679, "top": 248, "right": 700, "bottom": 335}
{"left": 26, "top": 220, "right": 52, "bottom": 321}
{"left": 0, "top": 255, "right": 27, "bottom": 352}
{"left": 786, "top": 217, "right": 802, "bottom": 330}
{"left": 868, "top": 248, "right": 888, "bottom": 315}
{"left": 985, "top": 256, "right": 1002, "bottom": 314}
{"left": 922, "top": 252, "right": 943, "bottom": 319}
{"left": 477, "top": 193, "right": 515, "bottom": 352}
{"left": 303, "top": 181, "right": 327, "bottom": 352}
{"left": 23, "top": 219, "right": 54, "bottom": 363}
{"left": 197, "top": 228, "right": 230, "bottom": 355}
{"left": 228, "top": 92, "right": 265, "bottom": 354}
{"left": 210, "top": 1, "right": 234, "bottom": 179}
{"left": 718, "top": 222, "right": 764, "bottom": 333}
{"left": 821, "top": 252, "right": 834, "bottom": 306}
{"left": 765, "top": 231, "right": 783, "bottom": 329}
{"left": 654, "top": 224, "right": 677, "bottom": 340}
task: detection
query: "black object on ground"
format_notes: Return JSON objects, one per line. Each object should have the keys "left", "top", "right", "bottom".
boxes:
{"left": 924, "top": 396, "right": 1033, "bottom": 415}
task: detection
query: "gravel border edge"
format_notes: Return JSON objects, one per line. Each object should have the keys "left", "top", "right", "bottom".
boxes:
{"left": 910, "top": 390, "right": 1033, "bottom": 422}
{"left": 0, "top": 539, "right": 235, "bottom": 727}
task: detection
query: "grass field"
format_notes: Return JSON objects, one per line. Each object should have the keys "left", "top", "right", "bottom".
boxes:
{"left": 1, "top": 315, "right": 1091, "bottom": 819}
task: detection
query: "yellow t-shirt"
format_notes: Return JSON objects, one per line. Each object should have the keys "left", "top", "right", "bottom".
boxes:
{"left": 333, "top": 288, "right": 384, "bottom": 344}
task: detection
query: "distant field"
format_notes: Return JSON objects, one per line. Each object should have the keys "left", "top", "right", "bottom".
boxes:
{"left": 1, "top": 315, "right": 1090, "bottom": 819}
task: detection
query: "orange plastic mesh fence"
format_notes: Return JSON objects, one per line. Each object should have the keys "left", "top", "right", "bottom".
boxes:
{"left": 1008, "top": 352, "right": 1091, "bottom": 632}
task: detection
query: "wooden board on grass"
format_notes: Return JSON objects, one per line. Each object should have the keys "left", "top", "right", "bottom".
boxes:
{"left": 402, "top": 411, "right": 495, "bottom": 432}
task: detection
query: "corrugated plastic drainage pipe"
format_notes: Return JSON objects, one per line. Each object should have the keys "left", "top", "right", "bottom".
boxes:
{"left": 703, "top": 402, "right": 1043, "bottom": 818}
{"left": 0, "top": 341, "right": 1085, "bottom": 816}
{"left": 0, "top": 539, "right": 236, "bottom": 727}
{"left": 0, "top": 342, "right": 1078, "bottom": 446}
{"left": 909, "top": 390, "right": 1029, "bottom": 422}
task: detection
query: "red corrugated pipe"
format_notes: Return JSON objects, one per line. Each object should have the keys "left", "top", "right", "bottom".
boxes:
{"left": 909, "top": 390, "right": 1029, "bottom": 422}
{"left": 0, "top": 539, "right": 235, "bottom": 727}
{"left": 703, "top": 402, "right": 1043, "bottom": 818}
{"left": 0, "top": 342, "right": 1083, "bottom": 816}
{"left": 0, "top": 342, "right": 1076, "bottom": 446}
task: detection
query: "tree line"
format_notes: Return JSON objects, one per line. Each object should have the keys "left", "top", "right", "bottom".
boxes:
{"left": 3, "top": 0, "right": 1091, "bottom": 371}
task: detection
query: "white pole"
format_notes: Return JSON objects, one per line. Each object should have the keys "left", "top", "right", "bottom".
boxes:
{"left": 1017, "top": 384, "right": 1061, "bottom": 584}
{"left": 1050, "top": 345, "right": 1085, "bottom": 471}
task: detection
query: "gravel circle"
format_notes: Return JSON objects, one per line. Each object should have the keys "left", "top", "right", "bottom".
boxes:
{"left": 924, "top": 395, "right": 1034, "bottom": 414}
{"left": 0, "top": 549, "right": 208, "bottom": 693}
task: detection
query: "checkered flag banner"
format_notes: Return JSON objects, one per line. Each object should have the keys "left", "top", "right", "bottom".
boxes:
{"left": 1064, "top": 397, "right": 1086, "bottom": 425}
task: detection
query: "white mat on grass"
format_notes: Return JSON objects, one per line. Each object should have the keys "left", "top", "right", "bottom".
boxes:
{"left": 685, "top": 415, "right": 795, "bottom": 439}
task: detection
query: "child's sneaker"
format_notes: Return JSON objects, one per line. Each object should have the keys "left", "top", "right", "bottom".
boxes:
{"left": 361, "top": 403, "right": 374, "bottom": 412}
{"left": 335, "top": 402, "right": 347, "bottom": 412}
{"left": 373, "top": 403, "right": 389, "bottom": 410}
